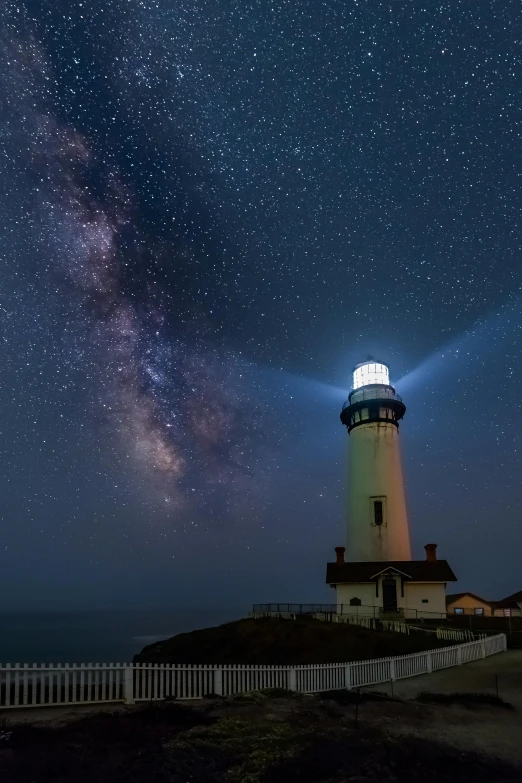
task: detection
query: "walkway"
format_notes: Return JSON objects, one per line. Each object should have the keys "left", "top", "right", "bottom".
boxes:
{"left": 366, "top": 649, "right": 522, "bottom": 708}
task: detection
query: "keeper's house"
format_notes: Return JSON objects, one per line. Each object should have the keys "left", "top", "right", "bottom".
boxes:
{"left": 326, "top": 544, "right": 457, "bottom": 619}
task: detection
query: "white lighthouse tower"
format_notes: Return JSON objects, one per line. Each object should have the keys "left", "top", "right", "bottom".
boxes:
{"left": 326, "top": 358, "right": 457, "bottom": 617}
{"left": 340, "top": 359, "right": 412, "bottom": 562}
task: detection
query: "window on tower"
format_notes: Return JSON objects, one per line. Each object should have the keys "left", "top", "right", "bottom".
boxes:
{"left": 373, "top": 501, "right": 383, "bottom": 526}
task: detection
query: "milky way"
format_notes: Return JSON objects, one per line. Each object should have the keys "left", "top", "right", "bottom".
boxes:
{"left": 1, "top": 25, "right": 273, "bottom": 529}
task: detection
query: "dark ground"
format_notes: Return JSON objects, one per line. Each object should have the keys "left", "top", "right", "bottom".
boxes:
{"left": 1, "top": 689, "right": 521, "bottom": 782}
{"left": 134, "top": 616, "right": 453, "bottom": 664}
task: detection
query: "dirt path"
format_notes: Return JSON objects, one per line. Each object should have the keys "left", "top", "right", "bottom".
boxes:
{"left": 0, "top": 702, "right": 130, "bottom": 725}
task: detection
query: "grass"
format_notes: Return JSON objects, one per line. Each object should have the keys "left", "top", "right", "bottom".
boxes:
{"left": 134, "top": 616, "right": 453, "bottom": 665}
{"left": 166, "top": 715, "right": 305, "bottom": 783}
{"left": 230, "top": 687, "right": 304, "bottom": 703}
{"left": 317, "top": 688, "right": 400, "bottom": 705}
{"left": 415, "top": 690, "right": 515, "bottom": 709}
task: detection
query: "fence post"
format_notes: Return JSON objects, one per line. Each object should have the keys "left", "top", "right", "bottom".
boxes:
{"left": 288, "top": 668, "right": 297, "bottom": 692}
{"left": 214, "top": 667, "right": 223, "bottom": 696}
{"left": 481, "top": 640, "right": 486, "bottom": 659}
{"left": 457, "top": 646, "right": 463, "bottom": 665}
{"left": 124, "top": 665, "right": 134, "bottom": 704}
{"left": 426, "top": 651, "right": 432, "bottom": 674}
{"left": 344, "top": 664, "right": 351, "bottom": 690}
{"left": 389, "top": 658, "right": 396, "bottom": 681}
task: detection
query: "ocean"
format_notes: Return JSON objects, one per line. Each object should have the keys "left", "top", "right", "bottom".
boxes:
{"left": 0, "top": 608, "right": 244, "bottom": 663}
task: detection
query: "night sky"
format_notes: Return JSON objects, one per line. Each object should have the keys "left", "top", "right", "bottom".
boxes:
{"left": 0, "top": 1, "right": 520, "bottom": 614}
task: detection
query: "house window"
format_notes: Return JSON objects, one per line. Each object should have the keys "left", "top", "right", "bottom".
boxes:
{"left": 373, "top": 500, "right": 383, "bottom": 526}
{"left": 422, "top": 599, "right": 429, "bottom": 604}
{"left": 349, "top": 597, "right": 361, "bottom": 606}
{"left": 474, "top": 608, "right": 484, "bottom": 615}
{"left": 454, "top": 608, "right": 464, "bottom": 615}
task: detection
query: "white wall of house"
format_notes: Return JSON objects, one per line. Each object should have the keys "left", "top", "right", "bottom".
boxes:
{"left": 335, "top": 578, "right": 447, "bottom": 618}
{"left": 335, "top": 582, "right": 381, "bottom": 615}
{"left": 402, "top": 582, "right": 446, "bottom": 618}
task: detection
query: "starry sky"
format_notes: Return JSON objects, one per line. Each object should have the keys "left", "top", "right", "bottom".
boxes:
{"left": 0, "top": 1, "right": 520, "bottom": 614}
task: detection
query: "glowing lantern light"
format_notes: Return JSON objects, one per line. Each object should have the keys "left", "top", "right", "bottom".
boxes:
{"left": 352, "top": 361, "right": 390, "bottom": 390}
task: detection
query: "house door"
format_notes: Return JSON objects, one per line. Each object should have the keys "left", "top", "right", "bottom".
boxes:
{"left": 382, "top": 579, "right": 398, "bottom": 612}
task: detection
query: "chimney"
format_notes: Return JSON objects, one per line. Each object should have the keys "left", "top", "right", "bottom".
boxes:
{"left": 424, "top": 543, "right": 437, "bottom": 562}
{"left": 335, "top": 546, "right": 345, "bottom": 564}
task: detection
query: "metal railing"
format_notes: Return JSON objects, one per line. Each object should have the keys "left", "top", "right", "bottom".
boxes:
{"left": 252, "top": 604, "right": 448, "bottom": 620}
{"left": 254, "top": 604, "right": 339, "bottom": 615}
{"left": 0, "top": 635, "right": 506, "bottom": 709}
{"left": 343, "top": 386, "right": 402, "bottom": 409}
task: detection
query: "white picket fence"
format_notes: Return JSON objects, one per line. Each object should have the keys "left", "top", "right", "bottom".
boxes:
{"left": 334, "top": 614, "right": 377, "bottom": 630}
{"left": 0, "top": 634, "right": 506, "bottom": 711}
{"left": 435, "top": 627, "right": 476, "bottom": 642}
{"left": 402, "top": 625, "right": 477, "bottom": 643}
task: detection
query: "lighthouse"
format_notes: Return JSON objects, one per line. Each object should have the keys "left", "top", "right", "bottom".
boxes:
{"left": 326, "top": 358, "right": 457, "bottom": 619}
{"left": 340, "top": 360, "right": 412, "bottom": 562}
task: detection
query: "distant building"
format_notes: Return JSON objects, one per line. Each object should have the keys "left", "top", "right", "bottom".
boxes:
{"left": 446, "top": 592, "right": 495, "bottom": 617}
{"left": 326, "top": 360, "right": 457, "bottom": 619}
{"left": 494, "top": 591, "right": 522, "bottom": 617}
{"left": 446, "top": 591, "right": 522, "bottom": 618}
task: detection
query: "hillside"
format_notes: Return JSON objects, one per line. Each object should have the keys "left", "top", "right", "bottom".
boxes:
{"left": 133, "top": 616, "right": 450, "bottom": 664}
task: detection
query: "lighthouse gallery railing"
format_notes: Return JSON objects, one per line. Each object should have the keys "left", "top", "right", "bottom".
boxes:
{"left": 342, "top": 387, "right": 403, "bottom": 408}
{"left": 0, "top": 634, "right": 506, "bottom": 709}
